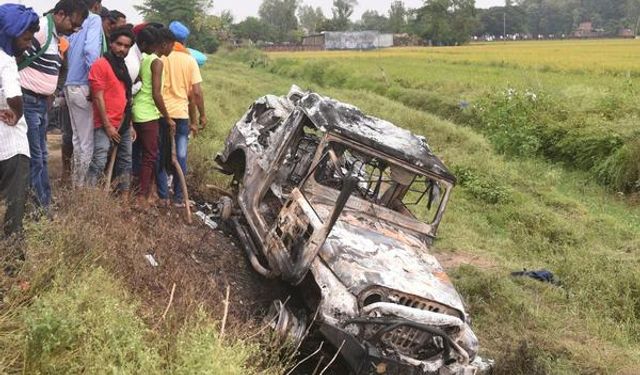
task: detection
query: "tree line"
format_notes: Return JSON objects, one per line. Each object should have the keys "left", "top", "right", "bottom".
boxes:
{"left": 477, "top": 0, "right": 640, "bottom": 38}
{"left": 136, "top": 0, "right": 640, "bottom": 52}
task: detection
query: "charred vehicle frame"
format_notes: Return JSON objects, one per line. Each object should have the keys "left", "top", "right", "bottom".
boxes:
{"left": 215, "top": 86, "right": 491, "bottom": 374}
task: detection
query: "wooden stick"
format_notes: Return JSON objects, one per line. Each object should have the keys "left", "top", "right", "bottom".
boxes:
{"left": 205, "top": 184, "right": 233, "bottom": 197}
{"left": 170, "top": 129, "right": 192, "bottom": 223}
{"left": 220, "top": 285, "right": 231, "bottom": 339}
{"left": 287, "top": 305, "right": 321, "bottom": 362}
{"left": 311, "top": 355, "right": 325, "bottom": 375}
{"left": 104, "top": 145, "right": 117, "bottom": 190}
{"left": 161, "top": 283, "right": 177, "bottom": 321}
{"left": 318, "top": 340, "right": 345, "bottom": 375}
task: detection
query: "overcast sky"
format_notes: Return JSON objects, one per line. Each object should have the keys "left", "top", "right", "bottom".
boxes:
{"left": 18, "top": 0, "right": 505, "bottom": 24}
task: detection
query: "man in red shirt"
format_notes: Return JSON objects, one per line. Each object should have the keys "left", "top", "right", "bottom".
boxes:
{"left": 87, "top": 27, "right": 135, "bottom": 193}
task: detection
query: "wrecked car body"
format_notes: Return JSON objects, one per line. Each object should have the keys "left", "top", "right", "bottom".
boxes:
{"left": 216, "top": 85, "right": 490, "bottom": 374}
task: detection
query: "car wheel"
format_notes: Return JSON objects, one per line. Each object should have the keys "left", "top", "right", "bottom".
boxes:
{"left": 265, "top": 299, "right": 307, "bottom": 347}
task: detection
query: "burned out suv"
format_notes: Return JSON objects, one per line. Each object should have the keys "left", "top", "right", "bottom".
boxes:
{"left": 216, "top": 86, "right": 490, "bottom": 374}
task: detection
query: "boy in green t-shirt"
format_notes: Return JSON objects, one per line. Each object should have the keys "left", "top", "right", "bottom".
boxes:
{"left": 131, "top": 26, "right": 174, "bottom": 207}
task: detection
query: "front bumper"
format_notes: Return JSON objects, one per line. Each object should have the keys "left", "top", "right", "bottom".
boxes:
{"left": 318, "top": 318, "right": 492, "bottom": 375}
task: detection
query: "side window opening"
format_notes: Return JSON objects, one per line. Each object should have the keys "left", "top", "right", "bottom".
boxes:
{"left": 311, "top": 141, "right": 446, "bottom": 223}
{"left": 273, "top": 118, "right": 321, "bottom": 193}
{"left": 400, "top": 175, "right": 445, "bottom": 222}
{"left": 261, "top": 118, "right": 321, "bottom": 228}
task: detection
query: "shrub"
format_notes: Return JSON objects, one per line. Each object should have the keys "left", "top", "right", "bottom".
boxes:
{"left": 171, "top": 309, "right": 255, "bottom": 375}
{"left": 453, "top": 165, "right": 512, "bottom": 204}
{"left": 24, "top": 269, "right": 162, "bottom": 374}
{"left": 593, "top": 138, "right": 640, "bottom": 192}
{"left": 223, "top": 48, "right": 271, "bottom": 68}
{"left": 472, "top": 89, "right": 554, "bottom": 157}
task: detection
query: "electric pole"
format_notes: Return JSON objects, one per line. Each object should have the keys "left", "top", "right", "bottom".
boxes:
{"left": 503, "top": 12, "right": 506, "bottom": 40}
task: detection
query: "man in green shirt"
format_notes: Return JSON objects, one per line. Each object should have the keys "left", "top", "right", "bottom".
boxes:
{"left": 131, "top": 26, "right": 174, "bottom": 206}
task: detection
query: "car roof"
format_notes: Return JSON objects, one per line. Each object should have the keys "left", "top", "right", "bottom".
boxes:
{"left": 298, "top": 92, "right": 456, "bottom": 184}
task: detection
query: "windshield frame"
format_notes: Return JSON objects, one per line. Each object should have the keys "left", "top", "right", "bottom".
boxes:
{"left": 300, "top": 132, "right": 453, "bottom": 238}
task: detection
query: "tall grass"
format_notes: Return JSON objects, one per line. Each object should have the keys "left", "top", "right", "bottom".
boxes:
{"left": 271, "top": 40, "right": 640, "bottom": 76}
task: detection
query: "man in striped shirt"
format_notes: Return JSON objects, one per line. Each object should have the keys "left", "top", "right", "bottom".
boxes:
{"left": 19, "top": 0, "right": 87, "bottom": 212}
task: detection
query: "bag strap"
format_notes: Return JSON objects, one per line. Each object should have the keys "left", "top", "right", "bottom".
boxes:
{"left": 18, "top": 14, "right": 54, "bottom": 71}
{"left": 100, "top": 33, "right": 107, "bottom": 57}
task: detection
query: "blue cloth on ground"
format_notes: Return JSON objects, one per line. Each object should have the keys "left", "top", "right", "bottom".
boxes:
{"left": 511, "top": 269, "right": 558, "bottom": 284}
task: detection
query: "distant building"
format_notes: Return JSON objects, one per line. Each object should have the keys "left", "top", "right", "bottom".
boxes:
{"left": 573, "top": 22, "right": 605, "bottom": 38}
{"left": 393, "top": 33, "right": 423, "bottom": 47}
{"left": 619, "top": 28, "right": 634, "bottom": 38}
{"left": 302, "top": 31, "right": 394, "bottom": 50}
{"left": 574, "top": 22, "right": 594, "bottom": 38}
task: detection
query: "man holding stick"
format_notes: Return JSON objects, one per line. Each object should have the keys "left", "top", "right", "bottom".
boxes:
{"left": 156, "top": 21, "right": 206, "bottom": 208}
{"left": 86, "top": 27, "right": 135, "bottom": 194}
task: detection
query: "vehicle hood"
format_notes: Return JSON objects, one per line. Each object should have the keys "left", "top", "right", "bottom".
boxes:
{"left": 317, "top": 209, "right": 466, "bottom": 315}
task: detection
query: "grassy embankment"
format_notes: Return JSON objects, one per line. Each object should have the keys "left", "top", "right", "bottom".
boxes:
{"left": 267, "top": 40, "right": 640, "bottom": 192}
{"left": 0, "top": 188, "right": 286, "bottom": 374}
{"left": 196, "top": 47, "right": 640, "bottom": 374}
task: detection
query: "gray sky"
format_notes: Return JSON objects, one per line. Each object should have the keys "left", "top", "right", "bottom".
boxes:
{"left": 18, "top": 0, "right": 504, "bottom": 24}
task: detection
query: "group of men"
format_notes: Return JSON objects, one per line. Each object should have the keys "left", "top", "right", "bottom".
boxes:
{"left": 0, "top": 0, "right": 207, "bottom": 242}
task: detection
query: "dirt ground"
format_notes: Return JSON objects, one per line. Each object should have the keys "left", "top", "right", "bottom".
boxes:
{"left": 41, "top": 133, "right": 353, "bottom": 374}
{"left": 45, "top": 134, "right": 290, "bottom": 332}
{"left": 435, "top": 249, "right": 497, "bottom": 271}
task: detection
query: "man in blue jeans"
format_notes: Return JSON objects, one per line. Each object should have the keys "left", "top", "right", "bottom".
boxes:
{"left": 156, "top": 21, "right": 206, "bottom": 207}
{"left": 19, "top": 0, "right": 87, "bottom": 210}
{"left": 87, "top": 28, "right": 135, "bottom": 193}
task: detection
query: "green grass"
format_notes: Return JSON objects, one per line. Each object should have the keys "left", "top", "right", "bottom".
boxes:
{"left": 193, "top": 51, "right": 640, "bottom": 373}
{"left": 6, "top": 268, "right": 260, "bottom": 374}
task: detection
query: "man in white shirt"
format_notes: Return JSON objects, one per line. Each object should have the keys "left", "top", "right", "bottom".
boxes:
{"left": 0, "top": 4, "right": 40, "bottom": 238}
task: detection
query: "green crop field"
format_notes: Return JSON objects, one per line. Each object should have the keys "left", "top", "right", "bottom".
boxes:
{"left": 272, "top": 39, "right": 640, "bottom": 75}
{"left": 195, "top": 40, "right": 640, "bottom": 374}
{"left": 266, "top": 40, "right": 640, "bottom": 193}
